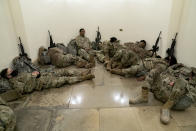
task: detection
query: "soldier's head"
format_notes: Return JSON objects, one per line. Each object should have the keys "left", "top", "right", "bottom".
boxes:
{"left": 79, "top": 28, "right": 85, "bottom": 37}
{"left": 0, "top": 68, "right": 18, "bottom": 79}
{"left": 110, "top": 37, "right": 117, "bottom": 43}
{"left": 138, "top": 40, "right": 146, "bottom": 49}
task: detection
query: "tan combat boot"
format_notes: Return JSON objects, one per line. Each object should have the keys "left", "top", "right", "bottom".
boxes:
{"left": 110, "top": 68, "right": 124, "bottom": 76}
{"left": 106, "top": 62, "right": 112, "bottom": 71}
{"left": 76, "top": 60, "right": 87, "bottom": 68}
{"left": 129, "top": 87, "right": 149, "bottom": 104}
{"left": 160, "top": 100, "right": 174, "bottom": 124}
{"left": 89, "top": 55, "right": 95, "bottom": 67}
{"left": 81, "top": 74, "right": 95, "bottom": 81}
{"left": 80, "top": 69, "right": 91, "bottom": 76}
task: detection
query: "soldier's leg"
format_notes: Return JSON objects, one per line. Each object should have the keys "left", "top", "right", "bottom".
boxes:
{"left": 54, "top": 68, "right": 91, "bottom": 77}
{"left": 161, "top": 78, "right": 187, "bottom": 124}
{"left": 0, "top": 105, "right": 16, "bottom": 131}
{"left": 129, "top": 65, "right": 164, "bottom": 104}
{"left": 78, "top": 49, "right": 90, "bottom": 61}
{"left": 49, "top": 75, "right": 95, "bottom": 88}
{"left": 56, "top": 54, "right": 77, "bottom": 68}
{"left": 78, "top": 49, "right": 95, "bottom": 66}
{"left": 110, "top": 64, "right": 143, "bottom": 76}
{"left": 96, "top": 52, "right": 105, "bottom": 63}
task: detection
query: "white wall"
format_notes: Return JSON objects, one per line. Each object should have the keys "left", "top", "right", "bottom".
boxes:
{"left": 17, "top": 0, "right": 173, "bottom": 60}
{"left": 0, "top": 0, "right": 18, "bottom": 70}
{"left": 8, "top": 0, "right": 30, "bottom": 56}
{"left": 176, "top": 0, "right": 196, "bottom": 67}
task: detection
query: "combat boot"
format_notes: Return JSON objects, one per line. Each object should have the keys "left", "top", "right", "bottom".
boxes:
{"left": 89, "top": 54, "right": 95, "bottom": 67}
{"left": 106, "top": 62, "right": 112, "bottom": 71}
{"left": 76, "top": 60, "right": 87, "bottom": 68}
{"left": 80, "top": 74, "right": 95, "bottom": 81}
{"left": 110, "top": 69, "right": 124, "bottom": 76}
{"left": 80, "top": 69, "right": 91, "bottom": 76}
{"left": 160, "top": 100, "right": 174, "bottom": 124}
{"left": 129, "top": 87, "right": 149, "bottom": 104}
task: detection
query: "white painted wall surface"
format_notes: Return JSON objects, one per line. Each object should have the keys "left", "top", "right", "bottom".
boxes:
{"left": 0, "top": 0, "right": 18, "bottom": 70}
{"left": 18, "top": 0, "right": 173, "bottom": 60}
{"left": 8, "top": 0, "right": 30, "bottom": 56}
{"left": 176, "top": 0, "right": 196, "bottom": 67}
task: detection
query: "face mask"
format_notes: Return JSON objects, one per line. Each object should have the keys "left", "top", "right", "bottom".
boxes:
{"left": 10, "top": 70, "right": 18, "bottom": 77}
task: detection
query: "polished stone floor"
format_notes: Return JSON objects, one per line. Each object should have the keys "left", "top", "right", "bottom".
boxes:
{"left": 10, "top": 63, "right": 196, "bottom": 131}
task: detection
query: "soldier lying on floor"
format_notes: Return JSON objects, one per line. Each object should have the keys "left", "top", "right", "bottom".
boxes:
{"left": 124, "top": 40, "right": 152, "bottom": 59}
{"left": 0, "top": 97, "right": 16, "bottom": 131}
{"left": 0, "top": 68, "right": 94, "bottom": 100}
{"left": 38, "top": 46, "right": 94, "bottom": 68}
{"left": 130, "top": 63, "right": 196, "bottom": 124}
{"left": 110, "top": 57, "right": 169, "bottom": 78}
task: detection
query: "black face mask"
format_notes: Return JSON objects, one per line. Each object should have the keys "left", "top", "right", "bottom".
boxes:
{"left": 10, "top": 70, "right": 18, "bottom": 77}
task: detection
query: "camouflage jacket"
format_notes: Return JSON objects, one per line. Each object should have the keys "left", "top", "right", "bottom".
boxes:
{"left": 102, "top": 41, "right": 123, "bottom": 58}
{"left": 124, "top": 42, "right": 151, "bottom": 59}
{"left": 9, "top": 73, "right": 38, "bottom": 94}
{"left": 143, "top": 58, "right": 169, "bottom": 70}
{"left": 154, "top": 64, "right": 196, "bottom": 102}
{"left": 75, "top": 35, "right": 91, "bottom": 49}
{"left": 112, "top": 48, "right": 139, "bottom": 67}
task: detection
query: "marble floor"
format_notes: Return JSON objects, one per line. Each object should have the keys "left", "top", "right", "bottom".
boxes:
{"left": 10, "top": 63, "right": 196, "bottom": 131}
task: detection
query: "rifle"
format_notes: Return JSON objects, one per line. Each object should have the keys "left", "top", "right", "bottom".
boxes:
{"left": 95, "top": 26, "right": 101, "bottom": 44}
{"left": 151, "top": 31, "right": 162, "bottom": 57}
{"left": 167, "top": 33, "right": 178, "bottom": 57}
{"left": 48, "top": 30, "right": 56, "bottom": 49}
{"left": 18, "top": 37, "right": 31, "bottom": 60}
{"left": 17, "top": 37, "right": 39, "bottom": 71}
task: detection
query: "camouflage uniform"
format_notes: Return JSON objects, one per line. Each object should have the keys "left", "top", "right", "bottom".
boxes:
{"left": 47, "top": 47, "right": 89, "bottom": 68}
{"left": 118, "top": 58, "right": 168, "bottom": 77}
{"left": 9, "top": 68, "right": 94, "bottom": 94}
{"left": 0, "top": 97, "right": 16, "bottom": 131}
{"left": 96, "top": 41, "right": 122, "bottom": 63}
{"left": 110, "top": 48, "right": 139, "bottom": 68}
{"left": 12, "top": 56, "right": 38, "bottom": 73}
{"left": 75, "top": 35, "right": 93, "bottom": 62}
{"left": 124, "top": 42, "right": 152, "bottom": 58}
{"left": 152, "top": 64, "right": 196, "bottom": 109}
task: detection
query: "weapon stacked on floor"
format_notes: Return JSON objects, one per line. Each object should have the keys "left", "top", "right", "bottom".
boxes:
{"left": 17, "top": 37, "right": 39, "bottom": 72}
{"left": 95, "top": 26, "right": 101, "bottom": 45}
{"left": 48, "top": 30, "right": 56, "bottom": 49}
{"left": 165, "top": 33, "right": 178, "bottom": 66}
{"left": 167, "top": 33, "right": 178, "bottom": 57}
{"left": 150, "top": 31, "right": 162, "bottom": 57}
{"left": 92, "top": 26, "right": 102, "bottom": 50}
{"left": 18, "top": 37, "right": 31, "bottom": 61}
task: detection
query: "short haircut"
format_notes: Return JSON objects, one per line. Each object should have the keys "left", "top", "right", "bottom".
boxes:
{"left": 140, "top": 40, "right": 146, "bottom": 46}
{"left": 110, "top": 37, "right": 117, "bottom": 43}
{"left": 79, "top": 28, "right": 85, "bottom": 32}
{"left": 0, "top": 68, "right": 8, "bottom": 79}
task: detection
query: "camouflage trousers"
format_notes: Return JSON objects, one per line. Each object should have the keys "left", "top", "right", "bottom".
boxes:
{"left": 121, "top": 63, "right": 144, "bottom": 77}
{"left": 96, "top": 52, "right": 105, "bottom": 63}
{"left": 0, "top": 105, "right": 16, "bottom": 131}
{"left": 153, "top": 78, "right": 187, "bottom": 104}
{"left": 54, "top": 54, "right": 77, "bottom": 68}
{"left": 35, "top": 68, "right": 89, "bottom": 90}
{"left": 54, "top": 54, "right": 89, "bottom": 68}
{"left": 78, "top": 49, "right": 90, "bottom": 61}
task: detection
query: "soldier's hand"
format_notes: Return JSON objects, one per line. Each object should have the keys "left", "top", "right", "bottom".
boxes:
{"left": 169, "top": 82, "right": 174, "bottom": 86}
{"left": 32, "top": 71, "right": 40, "bottom": 77}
